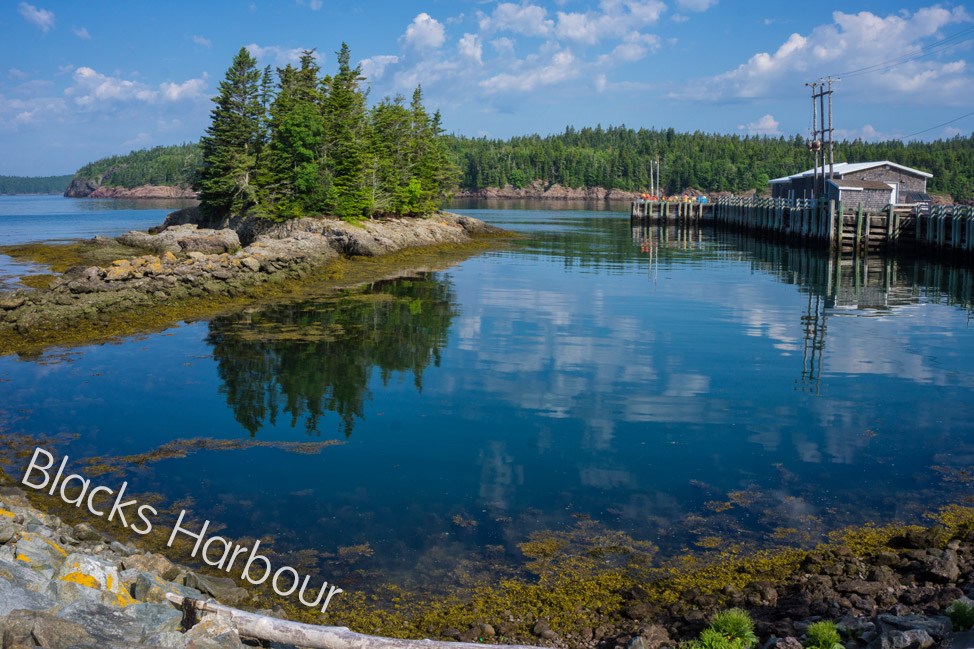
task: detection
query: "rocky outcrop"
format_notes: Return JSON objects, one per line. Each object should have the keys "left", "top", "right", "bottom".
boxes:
{"left": 455, "top": 181, "right": 642, "bottom": 202}
{"left": 64, "top": 179, "right": 197, "bottom": 199}
{"left": 0, "top": 212, "right": 502, "bottom": 342}
{"left": 0, "top": 486, "right": 260, "bottom": 648}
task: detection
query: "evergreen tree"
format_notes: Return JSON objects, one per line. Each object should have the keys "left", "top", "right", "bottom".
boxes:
{"left": 322, "top": 43, "right": 371, "bottom": 220}
{"left": 262, "top": 52, "right": 327, "bottom": 219}
{"left": 199, "top": 47, "right": 265, "bottom": 216}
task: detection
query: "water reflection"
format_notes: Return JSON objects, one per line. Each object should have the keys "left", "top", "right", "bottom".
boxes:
{"left": 207, "top": 274, "right": 457, "bottom": 436}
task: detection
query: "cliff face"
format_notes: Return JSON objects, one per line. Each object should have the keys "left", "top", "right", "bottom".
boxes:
{"left": 64, "top": 177, "right": 197, "bottom": 199}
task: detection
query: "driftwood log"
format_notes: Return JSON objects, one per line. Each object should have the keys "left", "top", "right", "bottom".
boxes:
{"left": 165, "top": 593, "right": 543, "bottom": 649}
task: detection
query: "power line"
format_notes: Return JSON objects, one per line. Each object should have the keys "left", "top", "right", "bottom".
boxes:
{"left": 900, "top": 109, "right": 974, "bottom": 139}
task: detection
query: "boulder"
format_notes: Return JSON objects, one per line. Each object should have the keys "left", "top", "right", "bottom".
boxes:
{"left": 1, "top": 609, "right": 94, "bottom": 649}
{"left": 184, "top": 571, "right": 250, "bottom": 606}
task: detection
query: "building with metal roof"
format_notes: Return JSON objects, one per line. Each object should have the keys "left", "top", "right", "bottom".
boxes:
{"left": 770, "top": 161, "right": 932, "bottom": 208}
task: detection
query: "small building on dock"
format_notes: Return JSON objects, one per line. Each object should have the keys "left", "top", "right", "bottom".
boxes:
{"left": 769, "top": 161, "right": 932, "bottom": 205}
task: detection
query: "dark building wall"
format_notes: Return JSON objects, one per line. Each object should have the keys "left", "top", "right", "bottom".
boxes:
{"left": 773, "top": 176, "right": 817, "bottom": 199}
{"left": 839, "top": 188, "right": 893, "bottom": 211}
{"left": 845, "top": 166, "right": 927, "bottom": 193}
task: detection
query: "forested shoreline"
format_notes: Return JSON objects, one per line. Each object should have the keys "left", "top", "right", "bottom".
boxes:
{"left": 0, "top": 175, "right": 73, "bottom": 195}
{"left": 61, "top": 122, "right": 973, "bottom": 204}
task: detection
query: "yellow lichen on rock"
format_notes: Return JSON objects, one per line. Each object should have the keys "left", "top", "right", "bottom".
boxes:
{"left": 0, "top": 508, "right": 14, "bottom": 518}
{"left": 61, "top": 571, "right": 100, "bottom": 589}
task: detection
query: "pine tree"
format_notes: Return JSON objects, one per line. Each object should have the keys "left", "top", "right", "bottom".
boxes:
{"left": 263, "top": 52, "right": 327, "bottom": 219}
{"left": 199, "top": 47, "right": 265, "bottom": 216}
{"left": 322, "top": 43, "right": 371, "bottom": 220}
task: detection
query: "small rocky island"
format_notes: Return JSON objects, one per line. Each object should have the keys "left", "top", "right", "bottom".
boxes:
{"left": 0, "top": 207, "right": 503, "bottom": 353}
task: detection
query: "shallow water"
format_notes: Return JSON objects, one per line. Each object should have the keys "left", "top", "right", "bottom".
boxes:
{"left": 2, "top": 197, "right": 974, "bottom": 593}
{"left": 0, "top": 195, "right": 197, "bottom": 289}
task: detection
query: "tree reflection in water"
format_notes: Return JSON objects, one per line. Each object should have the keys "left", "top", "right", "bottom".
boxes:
{"left": 206, "top": 274, "right": 458, "bottom": 437}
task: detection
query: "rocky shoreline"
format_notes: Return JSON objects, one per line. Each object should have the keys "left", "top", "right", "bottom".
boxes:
{"left": 0, "top": 208, "right": 504, "bottom": 353}
{"left": 0, "top": 481, "right": 297, "bottom": 648}
{"left": 453, "top": 181, "right": 643, "bottom": 202}
{"left": 3, "top": 470, "right": 974, "bottom": 649}
{"left": 63, "top": 179, "right": 198, "bottom": 199}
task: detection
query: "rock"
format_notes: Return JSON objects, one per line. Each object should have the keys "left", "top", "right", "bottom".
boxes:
{"left": 0, "top": 568, "right": 58, "bottom": 616}
{"left": 72, "top": 522, "right": 105, "bottom": 543}
{"left": 925, "top": 549, "right": 961, "bottom": 583}
{"left": 0, "top": 295, "right": 26, "bottom": 310}
{"left": 240, "top": 256, "right": 261, "bottom": 272}
{"left": 51, "top": 599, "right": 150, "bottom": 643}
{"left": 54, "top": 552, "right": 137, "bottom": 608}
{"left": 867, "top": 614, "right": 951, "bottom": 649}
{"left": 636, "top": 624, "right": 671, "bottom": 649}
{"left": 123, "top": 601, "right": 183, "bottom": 635}
{"left": 122, "top": 568, "right": 202, "bottom": 603}
{"left": 837, "top": 580, "right": 886, "bottom": 596}
{"left": 837, "top": 613, "right": 876, "bottom": 636}
{"left": 183, "top": 613, "right": 245, "bottom": 649}
{"left": 184, "top": 571, "right": 250, "bottom": 606}
{"left": 951, "top": 629, "right": 974, "bottom": 649}
{"left": 187, "top": 251, "right": 207, "bottom": 261}
{"left": 1, "top": 609, "right": 94, "bottom": 649}
{"left": 0, "top": 522, "right": 17, "bottom": 544}
{"left": 13, "top": 533, "right": 68, "bottom": 576}
{"left": 773, "top": 638, "right": 803, "bottom": 649}
{"left": 121, "top": 552, "right": 175, "bottom": 577}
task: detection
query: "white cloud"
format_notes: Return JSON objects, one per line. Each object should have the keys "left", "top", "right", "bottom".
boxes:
{"left": 481, "top": 49, "right": 580, "bottom": 93}
{"left": 479, "top": 3, "right": 554, "bottom": 37}
{"left": 8, "top": 69, "right": 29, "bottom": 80}
{"left": 57, "top": 64, "right": 74, "bottom": 75}
{"left": 0, "top": 94, "right": 66, "bottom": 131}
{"left": 359, "top": 55, "right": 400, "bottom": 81}
{"left": 192, "top": 35, "right": 212, "bottom": 48}
{"left": 71, "top": 26, "right": 90, "bottom": 40}
{"left": 160, "top": 77, "right": 207, "bottom": 101}
{"left": 295, "top": 0, "right": 323, "bottom": 9}
{"left": 66, "top": 67, "right": 206, "bottom": 106}
{"left": 833, "top": 124, "right": 896, "bottom": 142}
{"left": 673, "top": 6, "right": 973, "bottom": 103}
{"left": 555, "top": 0, "right": 666, "bottom": 45}
{"left": 458, "top": 33, "right": 483, "bottom": 64}
{"left": 676, "top": 0, "right": 717, "bottom": 11}
{"left": 18, "top": 2, "right": 54, "bottom": 33}
{"left": 491, "top": 37, "right": 516, "bottom": 56}
{"left": 402, "top": 13, "right": 446, "bottom": 50}
{"left": 739, "top": 114, "right": 782, "bottom": 136}
{"left": 245, "top": 44, "right": 318, "bottom": 66}
{"left": 671, "top": 14, "right": 689, "bottom": 23}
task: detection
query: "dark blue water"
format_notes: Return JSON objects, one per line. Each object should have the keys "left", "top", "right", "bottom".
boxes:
{"left": 2, "top": 197, "right": 974, "bottom": 592}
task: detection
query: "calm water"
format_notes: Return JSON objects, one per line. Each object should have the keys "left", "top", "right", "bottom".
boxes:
{"left": 2, "top": 196, "right": 974, "bottom": 592}
{"left": 0, "top": 195, "right": 197, "bottom": 289}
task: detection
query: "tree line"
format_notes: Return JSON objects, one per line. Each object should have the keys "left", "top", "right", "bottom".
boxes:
{"left": 70, "top": 144, "right": 201, "bottom": 189}
{"left": 199, "top": 45, "right": 456, "bottom": 221}
{"left": 0, "top": 175, "right": 74, "bottom": 195}
{"left": 445, "top": 126, "right": 974, "bottom": 201}
{"left": 66, "top": 115, "right": 974, "bottom": 206}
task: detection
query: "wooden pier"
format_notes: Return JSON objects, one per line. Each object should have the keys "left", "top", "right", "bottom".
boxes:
{"left": 633, "top": 196, "right": 974, "bottom": 262}
{"left": 630, "top": 200, "right": 712, "bottom": 222}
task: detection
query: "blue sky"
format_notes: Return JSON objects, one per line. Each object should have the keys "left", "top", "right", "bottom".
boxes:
{"left": 1, "top": 0, "right": 972, "bottom": 175}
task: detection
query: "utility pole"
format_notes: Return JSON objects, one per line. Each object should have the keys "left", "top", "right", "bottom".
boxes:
{"left": 826, "top": 77, "right": 836, "bottom": 181}
{"left": 806, "top": 82, "right": 820, "bottom": 198}
{"left": 805, "top": 79, "right": 837, "bottom": 198}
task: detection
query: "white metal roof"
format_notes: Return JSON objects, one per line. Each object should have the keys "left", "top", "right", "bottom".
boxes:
{"left": 769, "top": 160, "right": 933, "bottom": 184}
